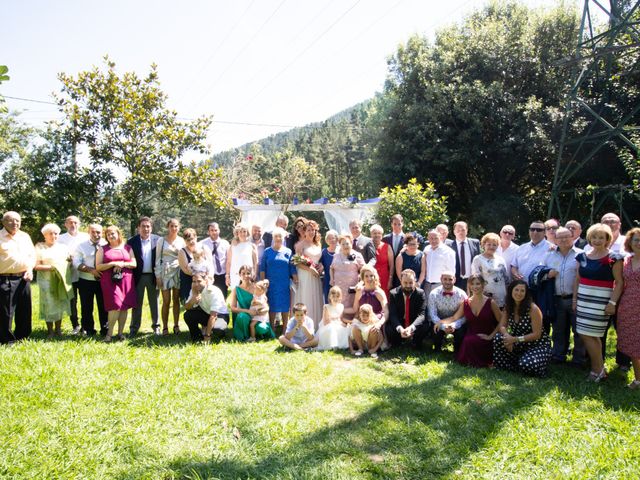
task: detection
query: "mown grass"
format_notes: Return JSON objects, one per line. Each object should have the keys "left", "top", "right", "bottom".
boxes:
{"left": 0, "top": 286, "right": 638, "bottom": 479}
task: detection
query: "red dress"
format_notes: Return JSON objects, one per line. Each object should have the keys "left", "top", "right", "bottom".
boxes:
{"left": 455, "top": 298, "right": 497, "bottom": 367}
{"left": 375, "top": 242, "right": 391, "bottom": 299}
{"left": 100, "top": 245, "right": 137, "bottom": 311}
{"left": 617, "top": 255, "right": 640, "bottom": 358}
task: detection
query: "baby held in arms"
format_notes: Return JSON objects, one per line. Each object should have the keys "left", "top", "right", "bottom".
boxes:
{"left": 249, "top": 280, "right": 270, "bottom": 342}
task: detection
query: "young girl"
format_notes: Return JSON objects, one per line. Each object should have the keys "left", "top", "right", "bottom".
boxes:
{"left": 249, "top": 280, "right": 270, "bottom": 342}
{"left": 350, "top": 303, "right": 384, "bottom": 358}
{"left": 189, "top": 247, "right": 212, "bottom": 280}
{"left": 316, "top": 286, "right": 350, "bottom": 351}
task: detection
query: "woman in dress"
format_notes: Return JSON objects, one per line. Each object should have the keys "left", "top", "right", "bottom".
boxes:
{"left": 440, "top": 273, "right": 501, "bottom": 367}
{"left": 96, "top": 225, "right": 137, "bottom": 342}
{"left": 493, "top": 280, "right": 551, "bottom": 377}
{"left": 226, "top": 223, "right": 258, "bottom": 288}
{"left": 370, "top": 224, "right": 393, "bottom": 299}
{"left": 260, "top": 227, "right": 298, "bottom": 333}
{"left": 613, "top": 228, "right": 640, "bottom": 389}
{"left": 319, "top": 229, "right": 339, "bottom": 303}
{"left": 288, "top": 216, "right": 308, "bottom": 251}
{"left": 34, "top": 223, "right": 74, "bottom": 338}
{"left": 574, "top": 223, "right": 623, "bottom": 382}
{"left": 351, "top": 265, "right": 388, "bottom": 358}
{"left": 471, "top": 232, "right": 509, "bottom": 307}
{"left": 395, "top": 234, "right": 424, "bottom": 287}
{"left": 155, "top": 218, "right": 185, "bottom": 335}
{"left": 330, "top": 234, "right": 365, "bottom": 319}
{"left": 293, "top": 220, "right": 324, "bottom": 327}
{"left": 229, "top": 265, "right": 275, "bottom": 341}
{"left": 178, "top": 228, "right": 200, "bottom": 303}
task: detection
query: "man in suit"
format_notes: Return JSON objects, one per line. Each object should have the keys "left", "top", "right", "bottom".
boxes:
{"left": 263, "top": 214, "right": 290, "bottom": 249}
{"left": 382, "top": 214, "right": 405, "bottom": 258}
{"left": 565, "top": 220, "right": 587, "bottom": 249}
{"left": 385, "top": 269, "right": 429, "bottom": 349}
{"left": 445, "top": 221, "right": 480, "bottom": 292}
{"left": 127, "top": 216, "right": 160, "bottom": 336}
{"left": 349, "top": 219, "right": 376, "bottom": 266}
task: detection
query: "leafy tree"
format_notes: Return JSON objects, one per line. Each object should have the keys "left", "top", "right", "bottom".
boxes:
{"left": 0, "top": 65, "right": 9, "bottom": 113}
{"left": 375, "top": 178, "right": 448, "bottom": 236}
{"left": 56, "top": 57, "right": 225, "bottom": 233}
{"left": 0, "top": 125, "right": 116, "bottom": 239}
{"left": 0, "top": 112, "right": 32, "bottom": 166}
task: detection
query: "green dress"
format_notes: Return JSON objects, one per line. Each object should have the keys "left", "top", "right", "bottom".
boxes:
{"left": 233, "top": 286, "right": 275, "bottom": 341}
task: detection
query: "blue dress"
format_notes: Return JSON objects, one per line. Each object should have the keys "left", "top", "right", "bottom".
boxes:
{"left": 260, "top": 246, "right": 296, "bottom": 313}
{"left": 319, "top": 248, "right": 336, "bottom": 303}
{"left": 400, "top": 251, "right": 423, "bottom": 279}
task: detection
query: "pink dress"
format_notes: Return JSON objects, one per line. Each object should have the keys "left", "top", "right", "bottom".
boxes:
{"left": 331, "top": 251, "right": 365, "bottom": 314}
{"left": 617, "top": 255, "right": 640, "bottom": 358}
{"left": 455, "top": 298, "right": 497, "bottom": 367}
{"left": 100, "top": 245, "right": 137, "bottom": 311}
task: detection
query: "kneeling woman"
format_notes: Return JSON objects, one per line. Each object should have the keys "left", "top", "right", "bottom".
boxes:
{"left": 229, "top": 265, "right": 275, "bottom": 341}
{"left": 439, "top": 274, "right": 501, "bottom": 367}
{"left": 493, "top": 280, "right": 551, "bottom": 377}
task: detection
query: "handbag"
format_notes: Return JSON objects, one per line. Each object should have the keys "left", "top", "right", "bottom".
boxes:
{"left": 111, "top": 269, "right": 123, "bottom": 282}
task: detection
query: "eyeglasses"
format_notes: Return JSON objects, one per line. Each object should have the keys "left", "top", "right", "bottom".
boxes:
{"left": 406, "top": 243, "right": 418, "bottom": 247}
{"left": 501, "top": 231, "right": 515, "bottom": 236}
{"left": 566, "top": 226, "right": 578, "bottom": 231}
{"left": 602, "top": 219, "right": 620, "bottom": 225}
{"left": 529, "top": 228, "right": 545, "bottom": 232}
{"left": 545, "top": 226, "right": 559, "bottom": 231}
{"left": 556, "top": 236, "right": 572, "bottom": 241}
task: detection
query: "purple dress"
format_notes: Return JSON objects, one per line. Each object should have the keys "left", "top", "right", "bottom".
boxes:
{"left": 100, "top": 245, "right": 137, "bottom": 311}
{"left": 455, "top": 298, "right": 497, "bottom": 367}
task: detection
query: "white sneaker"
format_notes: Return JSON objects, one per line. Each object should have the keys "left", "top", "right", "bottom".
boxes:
{"left": 71, "top": 326, "right": 82, "bottom": 335}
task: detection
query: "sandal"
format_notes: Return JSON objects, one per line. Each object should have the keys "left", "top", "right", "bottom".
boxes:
{"left": 354, "top": 350, "right": 363, "bottom": 357}
{"left": 627, "top": 380, "right": 640, "bottom": 390}
{"left": 117, "top": 334, "right": 126, "bottom": 342}
{"left": 162, "top": 328, "right": 169, "bottom": 336}
{"left": 587, "top": 368, "right": 608, "bottom": 383}
{"left": 203, "top": 334, "right": 211, "bottom": 345}
{"left": 173, "top": 325, "right": 180, "bottom": 335}
{"left": 103, "top": 336, "right": 112, "bottom": 343}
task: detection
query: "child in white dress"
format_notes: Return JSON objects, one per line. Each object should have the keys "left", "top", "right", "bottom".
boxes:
{"left": 249, "top": 280, "right": 270, "bottom": 342}
{"left": 316, "top": 286, "right": 350, "bottom": 350}
{"left": 350, "top": 303, "right": 384, "bottom": 358}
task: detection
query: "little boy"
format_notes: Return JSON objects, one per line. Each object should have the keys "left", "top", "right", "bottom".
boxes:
{"left": 278, "top": 303, "right": 317, "bottom": 350}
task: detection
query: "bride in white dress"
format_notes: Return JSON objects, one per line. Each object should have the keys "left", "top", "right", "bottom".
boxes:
{"left": 293, "top": 220, "right": 324, "bottom": 327}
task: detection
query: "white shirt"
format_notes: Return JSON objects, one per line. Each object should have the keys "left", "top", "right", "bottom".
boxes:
{"left": 58, "top": 231, "right": 90, "bottom": 282}
{"left": 455, "top": 239, "right": 472, "bottom": 278}
{"left": 200, "top": 237, "right": 230, "bottom": 275}
{"left": 497, "top": 241, "right": 519, "bottom": 283}
{"left": 512, "top": 239, "right": 551, "bottom": 285}
{"left": 392, "top": 233, "right": 404, "bottom": 253}
{"left": 423, "top": 244, "right": 456, "bottom": 283}
{"left": 187, "top": 284, "right": 228, "bottom": 315}
{"left": 72, "top": 239, "right": 107, "bottom": 281}
{"left": 428, "top": 285, "right": 468, "bottom": 329}
{"left": 140, "top": 236, "right": 157, "bottom": 273}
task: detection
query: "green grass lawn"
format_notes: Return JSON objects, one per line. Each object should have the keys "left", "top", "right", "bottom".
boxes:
{"left": 1, "top": 286, "right": 638, "bottom": 479}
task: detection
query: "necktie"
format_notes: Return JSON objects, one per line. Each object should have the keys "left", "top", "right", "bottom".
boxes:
{"left": 460, "top": 241, "right": 466, "bottom": 277}
{"left": 213, "top": 241, "right": 222, "bottom": 273}
{"left": 443, "top": 291, "right": 453, "bottom": 297}
{"left": 352, "top": 238, "right": 357, "bottom": 250}
{"left": 404, "top": 294, "right": 411, "bottom": 328}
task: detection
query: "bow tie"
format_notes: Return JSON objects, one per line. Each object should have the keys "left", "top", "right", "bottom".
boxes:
{"left": 442, "top": 291, "right": 454, "bottom": 297}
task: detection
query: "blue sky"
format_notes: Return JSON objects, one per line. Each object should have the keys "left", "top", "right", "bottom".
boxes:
{"left": 4, "top": 0, "right": 572, "bottom": 154}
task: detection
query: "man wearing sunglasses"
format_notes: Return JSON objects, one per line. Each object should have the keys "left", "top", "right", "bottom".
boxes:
{"left": 511, "top": 220, "right": 550, "bottom": 285}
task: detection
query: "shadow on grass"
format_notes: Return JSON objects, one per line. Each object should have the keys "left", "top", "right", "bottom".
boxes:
{"left": 145, "top": 366, "right": 553, "bottom": 479}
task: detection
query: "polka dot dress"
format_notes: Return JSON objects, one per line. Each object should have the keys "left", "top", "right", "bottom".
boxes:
{"left": 493, "top": 311, "right": 551, "bottom": 377}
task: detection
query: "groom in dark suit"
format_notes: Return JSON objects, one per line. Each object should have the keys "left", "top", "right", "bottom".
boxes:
{"left": 385, "top": 269, "right": 429, "bottom": 349}
{"left": 127, "top": 216, "right": 160, "bottom": 336}
{"left": 382, "top": 213, "right": 406, "bottom": 258}
{"left": 445, "top": 221, "right": 480, "bottom": 292}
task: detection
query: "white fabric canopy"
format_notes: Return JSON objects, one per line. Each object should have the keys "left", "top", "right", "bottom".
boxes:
{"left": 235, "top": 203, "right": 378, "bottom": 233}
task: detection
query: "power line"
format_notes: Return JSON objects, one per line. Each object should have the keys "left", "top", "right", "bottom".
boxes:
{"left": 234, "top": 0, "right": 363, "bottom": 115}
{"left": 176, "top": 0, "right": 258, "bottom": 104}
{"left": 188, "top": 0, "right": 289, "bottom": 110}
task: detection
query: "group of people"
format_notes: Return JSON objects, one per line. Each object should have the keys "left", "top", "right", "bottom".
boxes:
{"left": 0, "top": 209, "right": 638, "bottom": 388}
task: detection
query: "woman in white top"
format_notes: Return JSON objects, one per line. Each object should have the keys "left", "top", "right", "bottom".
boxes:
{"left": 471, "top": 233, "right": 509, "bottom": 307}
{"left": 155, "top": 218, "right": 185, "bottom": 335}
{"left": 226, "top": 223, "right": 258, "bottom": 288}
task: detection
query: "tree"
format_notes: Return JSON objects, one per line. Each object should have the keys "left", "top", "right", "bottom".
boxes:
{"left": 56, "top": 57, "right": 225, "bottom": 233}
{"left": 375, "top": 178, "right": 448, "bottom": 237}
{"left": 0, "top": 65, "right": 9, "bottom": 113}
{"left": 0, "top": 124, "right": 116, "bottom": 240}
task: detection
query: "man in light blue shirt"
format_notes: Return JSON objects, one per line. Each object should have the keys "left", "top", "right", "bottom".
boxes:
{"left": 511, "top": 220, "right": 551, "bottom": 285}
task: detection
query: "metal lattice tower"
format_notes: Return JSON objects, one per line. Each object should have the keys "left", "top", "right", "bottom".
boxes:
{"left": 548, "top": 0, "right": 640, "bottom": 223}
